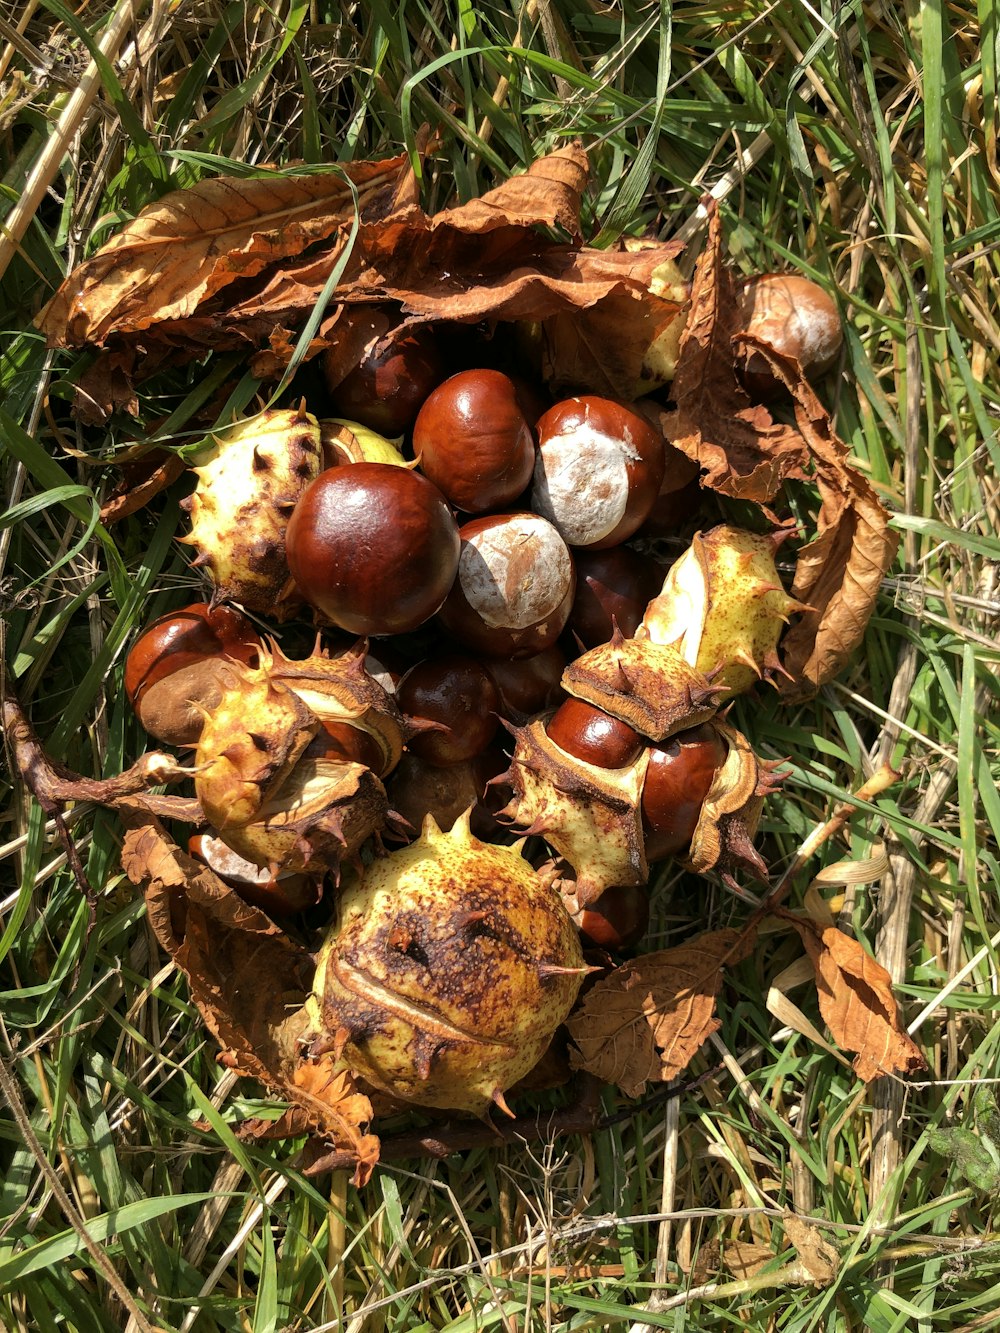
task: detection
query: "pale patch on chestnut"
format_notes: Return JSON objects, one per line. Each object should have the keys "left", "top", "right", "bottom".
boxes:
{"left": 531, "top": 422, "right": 634, "bottom": 547}
{"left": 456, "top": 514, "right": 573, "bottom": 631}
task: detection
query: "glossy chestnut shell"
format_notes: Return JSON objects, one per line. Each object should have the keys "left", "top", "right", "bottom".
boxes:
{"left": 437, "top": 511, "right": 575, "bottom": 658}
{"left": 572, "top": 883, "right": 650, "bottom": 952}
{"left": 286, "top": 464, "right": 460, "bottom": 636}
{"left": 481, "top": 644, "right": 566, "bottom": 723}
{"left": 530, "top": 396, "right": 665, "bottom": 549}
{"left": 397, "top": 655, "right": 501, "bottom": 767}
{"left": 324, "top": 324, "right": 445, "bottom": 437}
{"left": 412, "top": 369, "right": 536, "bottom": 513}
{"left": 641, "top": 723, "right": 728, "bottom": 861}
{"left": 124, "top": 602, "right": 262, "bottom": 747}
{"left": 569, "top": 546, "right": 665, "bottom": 647}
{"left": 546, "top": 698, "right": 645, "bottom": 770}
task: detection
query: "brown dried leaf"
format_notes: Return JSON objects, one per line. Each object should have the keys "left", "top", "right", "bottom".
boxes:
{"left": 782, "top": 1214, "right": 839, "bottom": 1285}
{"left": 538, "top": 287, "right": 686, "bottom": 400}
{"left": 775, "top": 909, "right": 926, "bottom": 1082}
{"left": 38, "top": 155, "right": 415, "bottom": 347}
{"left": 723, "top": 1241, "right": 776, "bottom": 1281}
{"left": 664, "top": 201, "right": 896, "bottom": 693}
{"left": 122, "top": 817, "right": 380, "bottom": 1182}
{"left": 566, "top": 927, "right": 756, "bottom": 1096}
{"left": 665, "top": 204, "right": 810, "bottom": 500}
{"left": 740, "top": 339, "right": 900, "bottom": 695}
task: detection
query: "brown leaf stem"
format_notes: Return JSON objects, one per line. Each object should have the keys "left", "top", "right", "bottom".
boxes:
{"left": 2, "top": 660, "right": 202, "bottom": 824}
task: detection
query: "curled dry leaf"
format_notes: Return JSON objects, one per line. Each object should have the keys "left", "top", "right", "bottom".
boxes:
{"left": 664, "top": 201, "right": 896, "bottom": 694}
{"left": 774, "top": 908, "right": 925, "bottom": 1083}
{"left": 566, "top": 927, "right": 756, "bottom": 1097}
{"left": 38, "top": 155, "right": 416, "bottom": 347}
{"left": 40, "top": 143, "right": 686, "bottom": 407}
{"left": 664, "top": 204, "right": 810, "bottom": 501}
{"left": 736, "top": 335, "right": 901, "bottom": 696}
{"left": 120, "top": 817, "right": 380, "bottom": 1184}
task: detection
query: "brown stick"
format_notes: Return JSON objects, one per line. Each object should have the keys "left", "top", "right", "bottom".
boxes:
{"left": 2, "top": 661, "right": 202, "bottom": 822}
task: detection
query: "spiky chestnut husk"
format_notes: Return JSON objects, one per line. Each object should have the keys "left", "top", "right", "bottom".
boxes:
{"left": 305, "top": 811, "right": 586, "bottom": 1115}
{"left": 194, "top": 642, "right": 408, "bottom": 876}
{"left": 320, "top": 419, "right": 409, "bottom": 468}
{"left": 498, "top": 717, "right": 651, "bottom": 903}
{"left": 682, "top": 717, "right": 783, "bottom": 886}
{"left": 640, "top": 525, "right": 806, "bottom": 697}
{"left": 561, "top": 628, "right": 725, "bottom": 742}
{"left": 499, "top": 713, "right": 777, "bottom": 903}
{"left": 179, "top": 406, "right": 322, "bottom": 612}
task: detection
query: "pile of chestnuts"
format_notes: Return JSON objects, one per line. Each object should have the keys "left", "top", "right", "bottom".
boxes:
{"left": 122, "top": 270, "right": 839, "bottom": 1117}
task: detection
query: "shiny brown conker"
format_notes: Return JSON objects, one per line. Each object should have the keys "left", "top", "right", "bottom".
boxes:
{"left": 481, "top": 644, "right": 566, "bottom": 723}
{"left": 546, "top": 698, "right": 645, "bottom": 770}
{"left": 412, "top": 369, "right": 536, "bottom": 513}
{"left": 641, "top": 723, "right": 728, "bottom": 861}
{"left": 387, "top": 747, "right": 509, "bottom": 842}
{"left": 286, "top": 464, "right": 460, "bottom": 636}
{"left": 569, "top": 546, "right": 665, "bottom": 647}
{"left": 324, "top": 324, "right": 445, "bottom": 437}
{"left": 437, "top": 512, "right": 575, "bottom": 658}
{"left": 530, "top": 397, "right": 665, "bottom": 549}
{"left": 572, "top": 883, "right": 650, "bottom": 952}
{"left": 397, "top": 655, "right": 501, "bottom": 767}
{"left": 124, "top": 602, "right": 262, "bottom": 747}
{"left": 738, "top": 273, "right": 842, "bottom": 398}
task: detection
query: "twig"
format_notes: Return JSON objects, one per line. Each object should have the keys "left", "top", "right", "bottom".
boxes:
{"left": 3, "top": 659, "right": 199, "bottom": 824}
{"left": 0, "top": 0, "right": 149, "bottom": 287}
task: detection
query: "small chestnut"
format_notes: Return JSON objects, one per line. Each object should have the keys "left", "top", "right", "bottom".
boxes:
{"left": 481, "top": 644, "right": 566, "bottom": 723}
{"left": 188, "top": 832, "right": 319, "bottom": 917}
{"left": 641, "top": 723, "right": 728, "bottom": 861}
{"left": 412, "top": 369, "right": 536, "bottom": 513}
{"left": 569, "top": 546, "right": 665, "bottom": 647}
{"left": 124, "top": 602, "right": 262, "bottom": 747}
{"left": 571, "top": 883, "right": 650, "bottom": 952}
{"left": 546, "top": 698, "right": 645, "bottom": 770}
{"left": 387, "top": 748, "right": 509, "bottom": 842}
{"left": 437, "top": 512, "right": 576, "bottom": 658}
{"left": 738, "top": 273, "right": 842, "bottom": 397}
{"left": 286, "top": 463, "right": 460, "bottom": 637}
{"left": 397, "top": 655, "right": 501, "bottom": 768}
{"left": 324, "top": 323, "right": 445, "bottom": 438}
{"left": 530, "top": 396, "right": 665, "bottom": 549}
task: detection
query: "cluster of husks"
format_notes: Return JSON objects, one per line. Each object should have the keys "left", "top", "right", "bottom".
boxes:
{"left": 119, "top": 300, "right": 822, "bottom": 1121}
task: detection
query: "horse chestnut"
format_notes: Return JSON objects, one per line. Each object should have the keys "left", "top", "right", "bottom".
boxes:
{"left": 412, "top": 369, "right": 536, "bottom": 513}
{"left": 397, "top": 655, "right": 501, "bottom": 767}
{"left": 569, "top": 546, "right": 665, "bottom": 647}
{"left": 437, "top": 512, "right": 575, "bottom": 657}
{"left": 530, "top": 397, "right": 665, "bottom": 549}
{"left": 738, "top": 273, "right": 842, "bottom": 397}
{"left": 308, "top": 812, "right": 585, "bottom": 1115}
{"left": 641, "top": 723, "right": 728, "bottom": 861}
{"left": 482, "top": 644, "right": 566, "bottom": 723}
{"left": 286, "top": 463, "right": 460, "bottom": 636}
{"left": 546, "top": 698, "right": 645, "bottom": 770}
{"left": 324, "top": 323, "right": 445, "bottom": 437}
{"left": 571, "top": 883, "right": 650, "bottom": 952}
{"left": 124, "top": 602, "right": 262, "bottom": 746}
